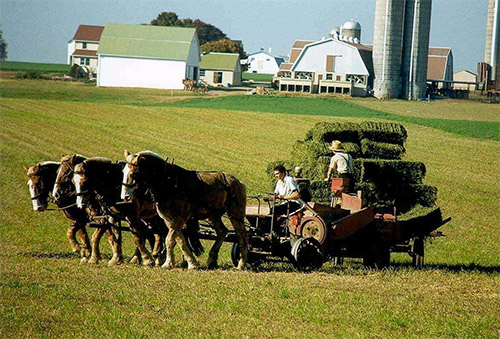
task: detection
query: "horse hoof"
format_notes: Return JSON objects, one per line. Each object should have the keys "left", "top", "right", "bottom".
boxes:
{"left": 142, "top": 259, "right": 153, "bottom": 267}
{"left": 207, "top": 262, "right": 218, "bottom": 270}
{"left": 129, "top": 255, "right": 140, "bottom": 264}
{"left": 161, "top": 262, "right": 174, "bottom": 269}
{"left": 188, "top": 262, "right": 200, "bottom": 270}
{"left": 88, "top": 257, "right": 100, "bottom": 264}
{"left": 80, "top": 257, "right": 88, "bottom": 264}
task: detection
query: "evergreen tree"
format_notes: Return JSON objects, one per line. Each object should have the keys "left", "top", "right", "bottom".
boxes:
{"left": 0, "top": 29, "right": 7, "bottom": 61}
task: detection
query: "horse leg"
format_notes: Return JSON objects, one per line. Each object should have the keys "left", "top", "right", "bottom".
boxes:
{"left": 66, "top": 224, "right": 81, "bottom": 254}
{"left": 161, "top": 226, "right": 176, "bottom": 269}
{"left": 207, "top": 218, "right": 228, "bottom": 269}
{"left": 127, "top": 216, "right": 153, "bottom": 266}
{"left": 173, "top": 229, "right": 199, "bottom": 269}
{"left": 88, "top": 227, "right": 106, "bottom": 264}
{"left": 230, "top": 217, "right": 248, "bottom": 270}
{"left": 76, "top": 223, "right": 92, "bottom": 261}
{"left": 106, "top": 225, "right": 123, "bottom": 266}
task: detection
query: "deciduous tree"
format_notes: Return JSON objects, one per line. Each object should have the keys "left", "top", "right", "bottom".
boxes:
{"left": 0, "top": 29, "right": 7, "bottom": 61}
{"left": 201, "top": 39, "right": 246, "bottom": 59}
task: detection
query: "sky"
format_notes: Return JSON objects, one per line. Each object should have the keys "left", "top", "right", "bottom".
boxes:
{"left": 0, "top": 0, "right": 489, "bottom": 72}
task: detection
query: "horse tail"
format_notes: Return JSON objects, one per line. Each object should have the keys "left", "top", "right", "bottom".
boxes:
{"left": 183, "top": 218, "right": 204, "bottom": 256}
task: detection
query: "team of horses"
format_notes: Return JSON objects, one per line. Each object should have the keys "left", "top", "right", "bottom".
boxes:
{"left": 25, "top": 150, "right": 248, "bottom": 270}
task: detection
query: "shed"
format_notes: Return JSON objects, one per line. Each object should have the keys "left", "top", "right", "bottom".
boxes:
{"left": 97, "top": 23, "right": 200, "bottom": 90}
{"left": 427, "top": 47, "right": 453, "bottom": 88}
{"left": 453, "top": 70, "right": 477, "bottom": 90}
{"left": 246, "top": 51, "right": 285, "bottom": 75}
{"left": 199, "top": 52, "right": 242, "bottom": 86}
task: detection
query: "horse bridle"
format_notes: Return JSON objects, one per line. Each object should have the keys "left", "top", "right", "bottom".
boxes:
{"left": 55, "top": 161, "right": 77, "bottom": 198}
{"left": 28, "top": 172, "right": 45, "bottom": 201}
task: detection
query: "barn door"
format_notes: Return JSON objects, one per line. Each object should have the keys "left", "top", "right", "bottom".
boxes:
{"left": 213, "top": 72, "right": 222, "bottom": 84}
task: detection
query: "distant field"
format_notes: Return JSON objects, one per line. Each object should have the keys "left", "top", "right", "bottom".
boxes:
{"left": 0, "top": 61, "right": 71, "bottom": 73}
{"left": 242, "top": 72, "right": 273, "bottom": 82}
{"left": 1, "top": 79, "right": 499, "bottom": 337}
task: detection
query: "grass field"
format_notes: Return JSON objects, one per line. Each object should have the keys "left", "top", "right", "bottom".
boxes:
{"left": 1, "top": 79, "right": 499, "bottom": 337}
{"left": 242, "top": 72, "right": 273, "bottom": 82}
{"left": 0, "top": 61, "right": 71, "bottom": 73}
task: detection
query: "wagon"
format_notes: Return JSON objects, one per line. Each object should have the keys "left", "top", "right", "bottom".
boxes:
{"left": 199, "top": 177, "right": 450, "bottom": 270}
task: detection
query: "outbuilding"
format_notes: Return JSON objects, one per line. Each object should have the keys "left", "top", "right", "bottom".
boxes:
{"left": 97, "top": 23, "right": 200, "bottom": 90}
{"left": 246, "top": 51, "right": 284, "bottom": 75}
{"left": 67, "top": 25, "right": 104, "bottom": 77}
{"left": 199, "top": 52, "right": 242, "bottom": 86}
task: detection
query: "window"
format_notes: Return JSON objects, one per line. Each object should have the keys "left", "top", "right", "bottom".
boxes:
{"left": 213, "top": 72, "right": 223, "bottom": 84}
{"left": 266, "top": 58, "right": 270, "bottom": 61}
{"left": 82, "top": 42, "right": 87, "bottom": 49}
{"left": 326, "top": 73, "right": 333, "bottom": 80}
{"left": 200, "top": 70, "right": 206, "bottom": 76}
{"left": 336, "top": 75, "right": 342, "bottom": 81}
{"left": 80, "top": 58, "right": 90, "bottom": 66}
{"left": 346, "top": 74, "right": 365, "bottom": 84}
{"left": 294, "top": 71, "right": 313, "bottom": 80}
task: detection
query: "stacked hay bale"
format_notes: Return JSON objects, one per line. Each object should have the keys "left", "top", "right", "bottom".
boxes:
{"left": 267, "top": 121, "right": 441, "bottom": 223}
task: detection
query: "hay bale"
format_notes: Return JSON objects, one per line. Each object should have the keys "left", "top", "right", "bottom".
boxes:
{"left": 360, "top": 139, "right": 405, "bottom": 159}
{"left": 309, "top": 122, "right": 361, "bottom": 143}
{"left": 359, "top": 159, "right": 426, "bottom": 185}
{"left": 359, "top": 121, "right": 407, "bottom": 146}
{"left": 309, "top": 181, "right": 332, "bottom": 204}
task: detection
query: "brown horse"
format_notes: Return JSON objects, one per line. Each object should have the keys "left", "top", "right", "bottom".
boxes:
{"left": 25, "top": 160, "right": 91, "bottom": 261}
{"left": 122, "top": 150, "right": 248, "bottom": 269}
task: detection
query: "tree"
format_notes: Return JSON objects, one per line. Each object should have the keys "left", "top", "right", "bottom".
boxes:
{"left": 150, "top": 12, "right": 227, "bottom": 46}
{"left": 201, "top": 39, "right": 246, "bottom": 59}
{"left": 151, "top": 12, "right": 182, "bottom": 27}
{"left": 0, "top": 29, "right": 7, "bottom": 61}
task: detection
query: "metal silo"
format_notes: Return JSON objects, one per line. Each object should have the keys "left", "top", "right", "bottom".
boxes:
{"left": 373, "top": 0, "right": 406, "bottom": 99}
{"left": 485, "top": 0, "right": 500, "bottom": 88}
{"left": 342, "top": 20, "right": 362, "bottom": 42}
{"left": 401, "top": 0, "right": 432, "bottom": 100}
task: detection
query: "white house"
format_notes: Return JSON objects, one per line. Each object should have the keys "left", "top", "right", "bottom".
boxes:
{"left": 453, "top": 70, "right": 477, "bottom": 91}
{"left": 97, "top": 23, "right": 200, "bottom": 90}
{"left": 246, "top": 51, "right": 284, "bottom": 75}
{"left": 274, "top": 38, "right": 373, "bottom": 96}
{"left": 67, "top": 25, "right": 104, "bottom": 76}
{"left": 199, "top": 52, "right": 242, "bottom": 86}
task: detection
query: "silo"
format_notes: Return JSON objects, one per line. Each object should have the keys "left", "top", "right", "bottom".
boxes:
{"left": 342, "top": 20, "right": 362, "bottom": 42}
{"left": 485, "top": 0, "right": 500, "bottom": 88}
{"left": 401, "top": 0, "right": 432, "bottom": 100}
{"left": 373, "top": 0, "right": 406, "bottom": 99}
{"left": 329, "top": 26, "right": 341, "bottom": 39}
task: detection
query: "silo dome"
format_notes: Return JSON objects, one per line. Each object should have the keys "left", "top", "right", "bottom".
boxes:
{"left": 342, "top": 20, "right": 361, "bottom": 30}
{"left": 329, "top": 26, "right": 341, "bottom": 39}
{"left": 341, "top": 20, "right": 361, "bottom": 42}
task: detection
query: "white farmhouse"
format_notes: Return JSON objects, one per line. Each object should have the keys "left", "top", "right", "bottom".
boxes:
{"left": 97, "top": 23, "right": 200, "bottom": 90}
{"left": 246, "top": 51, "right": 284, "bottom": 75}
{"left": 67, "top": 25, "right": 104, "bottom": 76}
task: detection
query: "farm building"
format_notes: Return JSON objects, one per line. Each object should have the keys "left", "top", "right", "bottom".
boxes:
{"left": 453, "top": 70, "right": 477, "bottom": 91}
{"left": 246, "top": 50, "right": 285, "bottom": 75}
{"left": 67, "top": 25, "right": 104, "bottom": 76}
{"left": 274, "top": 38, "right": 374, "bottom": 97}
{"left": 427, "top": 47, "right": 454, "bottom": 89}
{"left": 199, "top": 52, "right": 242, "bottom": 86}
{"left": 97, "top": 23, "right": 200, "bottom": 90}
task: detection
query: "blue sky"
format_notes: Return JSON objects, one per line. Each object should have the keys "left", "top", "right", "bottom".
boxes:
{"left": 0, "top": 0, "right": 488, "bottom": 72}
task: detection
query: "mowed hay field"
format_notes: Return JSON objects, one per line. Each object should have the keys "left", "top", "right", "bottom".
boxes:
{"left": 1, "top": 79, "right": 499, "bottom": 337}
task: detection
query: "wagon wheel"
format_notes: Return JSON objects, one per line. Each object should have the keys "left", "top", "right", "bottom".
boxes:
{"left": 297, "top": 216, "right": 328, "bottom": 244}
{"left": 363, "top": 240, "right": 390, "bottom": 269}
{"left": 412, "top": 237, "right": 425, "bottom": 269}
{"left": 291, "top": 237, "right": 324, "bottom": 271}
{"left": 231, "top": 242, "right": 260, "bottom": 268}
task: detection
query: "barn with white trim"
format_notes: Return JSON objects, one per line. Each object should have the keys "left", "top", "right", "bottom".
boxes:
{"left": 97, "top": 23, "right": 200, "bottom": 90}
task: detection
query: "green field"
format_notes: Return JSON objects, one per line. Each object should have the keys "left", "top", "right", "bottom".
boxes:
{"left": 1, "top": 79, "right": 499, "bottom": 337}
{"left": 0, "top": 61, "right": 71, "bottom": 73}
{"left": 242, "top": 72, "right": 273, "bottom": 82}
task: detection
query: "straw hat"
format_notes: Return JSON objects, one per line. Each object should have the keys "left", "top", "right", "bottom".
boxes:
{"left": 329, "top": 140, "right": 344, "bottom": 152}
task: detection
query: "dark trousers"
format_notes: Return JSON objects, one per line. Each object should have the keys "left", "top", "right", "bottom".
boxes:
{"left": 273, "top": 201, "right": 302, "bottom": 217}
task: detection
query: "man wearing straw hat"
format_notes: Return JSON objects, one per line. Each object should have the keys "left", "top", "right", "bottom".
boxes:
{"left": 325, "top": 140, "right": 354, "bottom": 192}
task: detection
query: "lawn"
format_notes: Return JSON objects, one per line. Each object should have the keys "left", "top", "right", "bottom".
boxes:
{"left": 1, "top": 79, "right": 499, "bottom": 337}
{"left": 0, "top": 61, "right": 71, "bottom": 73}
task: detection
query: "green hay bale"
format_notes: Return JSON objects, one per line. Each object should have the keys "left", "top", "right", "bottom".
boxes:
{"left": 359, "top": 159, "right": 426, "bottom": 185}
{"left": 309, "top": 180, "right": 332, "bottom": 204}
{"left": 359, "top": 121, "right": 407, "bottom": 146}
{"left": 309, "top": 122, "right": 361, "bottom": 143}
{"left": 360, "top": 139, "right": 405, "bottom": 160}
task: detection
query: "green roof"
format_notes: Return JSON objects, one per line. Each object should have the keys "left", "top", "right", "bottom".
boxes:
{"left": 199, "top": 53, "right": 240, "bottom": 71}
{"left": 98, "top": 23, "right": 197, "bottom": 61}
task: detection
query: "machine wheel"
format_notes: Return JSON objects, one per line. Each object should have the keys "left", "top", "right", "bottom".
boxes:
{"left": 412, "top": 237, "right": 425, "bottom": 270}
{"left": 297, "top": 217, "right": 328, "bottom": 244}
{"left": 231, "top": 242, "right": 259, "bottom": 268}
{"left": 291, "top": 237, "right": 324, "bottom": 271}
{"left": 363, "top": 241, "right": 390, "bottom": 269}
